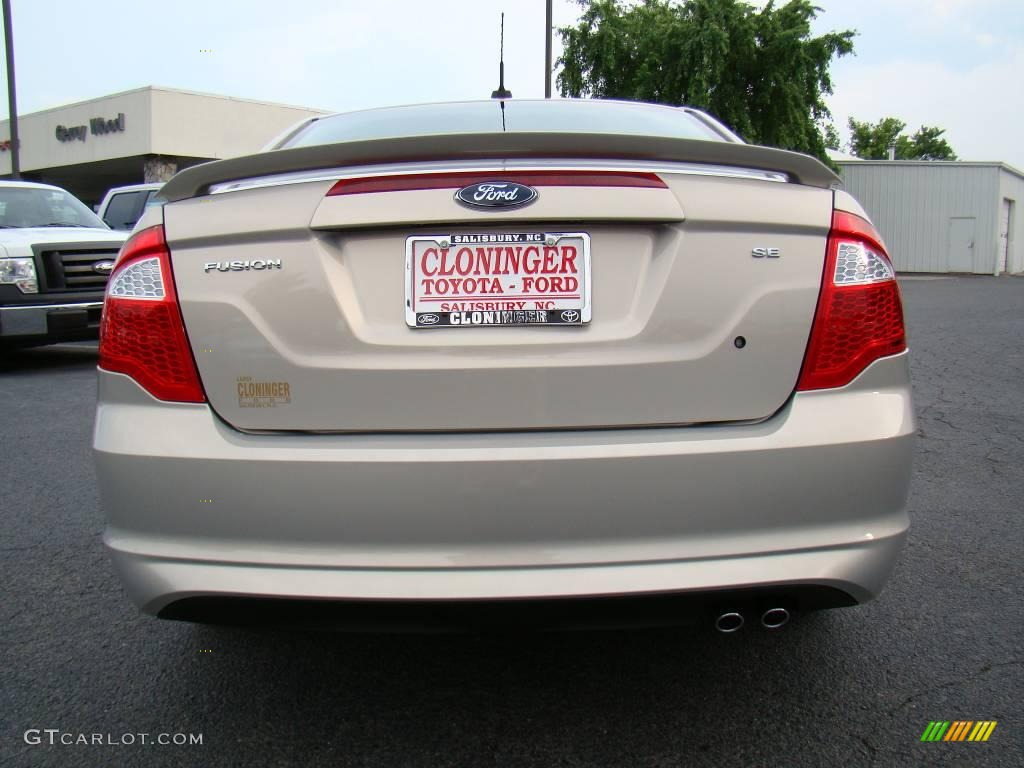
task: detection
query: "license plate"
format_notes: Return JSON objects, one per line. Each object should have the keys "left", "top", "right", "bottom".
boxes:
{"left": 405, "top": 232, "right": 591, "bottom": 328}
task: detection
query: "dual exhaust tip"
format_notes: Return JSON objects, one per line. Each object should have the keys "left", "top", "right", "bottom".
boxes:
{"left": 715, "top": 607, "right": 790, "bottom": 633}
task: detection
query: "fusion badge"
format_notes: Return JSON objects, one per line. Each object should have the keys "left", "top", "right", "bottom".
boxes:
{"left": 204, "top": 260, "right": 282, "bottom": 272}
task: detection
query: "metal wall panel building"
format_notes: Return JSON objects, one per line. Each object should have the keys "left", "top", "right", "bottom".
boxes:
{"left": 837, "top": 161, "right": 1023, "bottom": 274}
{"left": 997, "top": 171, "right": 1024, "bottom": 274}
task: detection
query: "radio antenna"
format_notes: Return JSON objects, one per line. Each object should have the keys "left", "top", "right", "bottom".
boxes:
{"left": 491, "top": 12, "right": 512, "bottom": 107}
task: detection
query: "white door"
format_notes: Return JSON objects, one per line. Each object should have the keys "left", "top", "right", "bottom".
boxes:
{"left": 948, "top": 217, "right": 976, "bottom": 273}
{"left": 997, "top": 199, "right": 1011, "bottom": 274}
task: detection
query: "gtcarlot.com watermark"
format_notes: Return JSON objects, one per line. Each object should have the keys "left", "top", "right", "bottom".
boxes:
{"left": 24, "top": 729, "right": 202, "bottom": 747}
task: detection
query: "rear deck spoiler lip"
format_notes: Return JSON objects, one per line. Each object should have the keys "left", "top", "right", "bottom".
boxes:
{"left": 158, "top": 132, "right": 839, "bottom": 203}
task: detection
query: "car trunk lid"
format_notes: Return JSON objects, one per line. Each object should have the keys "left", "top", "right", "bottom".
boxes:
{"left": 165, "top": 163, "right": 832, "bottom": 432}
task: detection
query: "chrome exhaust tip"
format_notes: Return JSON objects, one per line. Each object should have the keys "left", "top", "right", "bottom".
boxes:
{"left": 761, "top": 607, "right": 790, "bottom": 629}
{"left": 715, "top": 612, "right": 744, "bottom": 633}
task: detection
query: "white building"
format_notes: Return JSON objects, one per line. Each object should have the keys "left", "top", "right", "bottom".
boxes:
{"left": 0, "top": 86, "right": 328, "bottom": 205}
{"left": 836, "top": 160, "right": 1023, "bottom": 275}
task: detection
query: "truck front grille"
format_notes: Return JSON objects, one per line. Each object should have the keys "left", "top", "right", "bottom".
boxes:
{"left": 38, "top": 247, "right": 120, "bottom": 292}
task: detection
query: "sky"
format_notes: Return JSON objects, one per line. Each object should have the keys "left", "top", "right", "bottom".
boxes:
{"left": 810, "top": 0, "right": 1024, "bottom": 167}
{"left": 1, "top": 0, "right": 1022, "bottom": 168}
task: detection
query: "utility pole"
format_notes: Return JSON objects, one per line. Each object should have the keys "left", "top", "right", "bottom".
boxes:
{"left": 544, "top": 0, "right": 553, "bottom": 98}
{"left": 2, "top": 0, "right": 19, "bottom": 178}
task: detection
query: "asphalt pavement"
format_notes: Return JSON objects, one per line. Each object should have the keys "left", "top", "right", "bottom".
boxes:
{"left": 1, "top": 275, "right": 1021, "bottom": 767}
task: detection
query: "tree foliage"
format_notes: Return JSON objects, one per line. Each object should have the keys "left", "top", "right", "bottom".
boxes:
{"left": 823, "top": 122, "right": 841, "bottom": 151}
{"left": 847, "top": 117, "right": 957, "bottom": 160}
{"left": 557, "top": 0, "right": 855, "bottom": 161}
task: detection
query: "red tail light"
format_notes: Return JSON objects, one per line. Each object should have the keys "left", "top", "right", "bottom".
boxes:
{"left": 797, "top": 210, "right": 906, "bottom": 391}
{"left": 98, "top": 225, "right": 205, "bottom": 403}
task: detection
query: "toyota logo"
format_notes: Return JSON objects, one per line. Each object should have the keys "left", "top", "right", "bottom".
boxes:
{"left": 93, "top": 260, "right": 115, "bottom": 275}
{"left": 418, "top": 313, "right": 440, "bottom": 325}
{"left": 560, "top": 310, "right": 580, "bottom": 323}
{"left": 455, "top": 181, "right": 538, "bottom": 210}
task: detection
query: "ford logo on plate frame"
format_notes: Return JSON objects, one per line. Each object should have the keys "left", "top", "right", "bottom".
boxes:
{"left": 455, "top": 181, "right": 538, "bottom": 210}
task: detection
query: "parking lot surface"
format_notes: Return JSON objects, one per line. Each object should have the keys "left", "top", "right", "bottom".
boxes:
{"left": 2, "top": 276, "right": 1021, "bottom": 767}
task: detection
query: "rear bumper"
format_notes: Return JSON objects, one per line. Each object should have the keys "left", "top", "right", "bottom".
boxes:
{"left": 93, "top": 353, "right": 914, "bottom": 618}
{"left": 155, "top": 587, "right": 858, "bottom": 631}
{"left": 0, "top": 300, "right": 103, "bottom": 344}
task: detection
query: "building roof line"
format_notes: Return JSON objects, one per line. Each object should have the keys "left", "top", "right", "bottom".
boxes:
{"left": 0, "top": 85, "right": 330, "bottom": 122}
{"left": 836, "top": 159, "right": 1024, "bottom": 180}
{"left": 145, "top": 85, "right": 331, "bottom": 114}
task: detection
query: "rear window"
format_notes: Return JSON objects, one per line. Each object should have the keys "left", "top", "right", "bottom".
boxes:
{"left": 282, "top": 100, "right": 728, "bottom": 149}
{"left": 102, "top": 191, "right": 146, "bottom": 230}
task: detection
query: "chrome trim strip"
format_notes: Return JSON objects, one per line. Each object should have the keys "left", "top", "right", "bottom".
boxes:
{"left": 0, "top": 301, "right": 103, "bottom": 312}
{"left": 208, "top": 158, "right": 789, "bottom": 195}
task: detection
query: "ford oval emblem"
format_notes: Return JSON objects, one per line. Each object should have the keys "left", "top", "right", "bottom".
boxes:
{"left": 93, "top": 260, "right": 115, "bottom": 275}
{"left": 418, "top": 313, "right": 440, "bottom": 325}
{"left": 455, "top": 181, "right": 538, "bottom": 210}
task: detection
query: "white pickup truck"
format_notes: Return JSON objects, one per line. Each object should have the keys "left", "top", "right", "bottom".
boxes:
{"left": 0, "top": 181, "right": 127, "bottom": 347}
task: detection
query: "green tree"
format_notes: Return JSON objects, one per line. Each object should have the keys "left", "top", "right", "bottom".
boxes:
{"left": 557, "top": 0, "right": 855, "bottom": 162}
{"left": 848, "top": 116, "right": 904, "bottom": 159}
{"left": 905, "top": 125, "right": 958, "bottom": 161}
{"left": 848, "top": 117, "right": 957, "bottom": 160}
{"left": 823, "top": 122, "right": 842, "bottom": 151}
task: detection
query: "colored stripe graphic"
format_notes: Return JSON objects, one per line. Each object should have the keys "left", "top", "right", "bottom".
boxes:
{"left": 972, "top": 722, "right": 998, "bottom": 742}
{"left": 922, "top": 721, "right": 996, "bottom": 742}
{"left": 921, "top": 722, "right": 950, "bottom": 741}
{"left": 945, "top": 721, "right": 971, "bottom": 741}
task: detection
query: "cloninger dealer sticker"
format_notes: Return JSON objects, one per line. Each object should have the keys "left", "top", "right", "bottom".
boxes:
{"left": 405, "top": 232, "right": 592, "bottom": 328}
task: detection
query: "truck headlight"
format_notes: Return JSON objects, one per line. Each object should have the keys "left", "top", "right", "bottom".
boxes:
{"left": 0, "top": 257, "right": 38, "bottom": 294}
